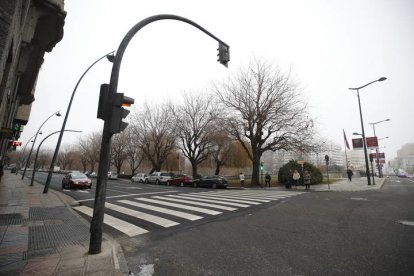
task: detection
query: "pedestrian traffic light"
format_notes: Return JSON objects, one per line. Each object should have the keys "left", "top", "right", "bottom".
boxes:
{"left": 97, "top": 84, "right": 110, "bottom": 120}
{"left": 217, "top": 42, "right": 230, "bottom": 68}
{"left": 109, "top": 92, "right": 134, "bottom": 134}
{"left": 260, "top": 162, "right": 264, "bottom": 171}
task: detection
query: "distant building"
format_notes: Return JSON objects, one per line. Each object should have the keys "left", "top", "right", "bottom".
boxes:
{"left": 0, "top": 0, "right": 65, "bottom": 165}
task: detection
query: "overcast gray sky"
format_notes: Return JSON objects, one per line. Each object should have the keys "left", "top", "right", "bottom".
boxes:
{"left": 21, "top": 0, "right": 414, "bottom": 161}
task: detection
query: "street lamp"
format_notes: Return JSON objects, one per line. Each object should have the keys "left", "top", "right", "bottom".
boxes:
{"left": 21, "top": 111, "right": 61, "bottom": 180}
{"left": 349, "top": 77, "right": 387, "bottom": 185}
{"left": 30, "top": 130, "right": 82, "bottom": 187}
{"left": 368, "top": 119, "right": 390, "bottom": 178}
{"left": 89, "top": 14, "right": 230, "bottom": 255}
{"left": 18, "top": 132, "right": 41, "bottom": 169}
{"left": 43, "top": 51, "right": 115, "bottom": 193}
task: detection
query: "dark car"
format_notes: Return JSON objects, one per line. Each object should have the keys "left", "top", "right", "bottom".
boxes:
{"left": 193, "top": 175, "right": 228, "bottom": 189}
{"left": 167, "top": 174, "right": 193, "bottom": 187}
{"left": 62, "top": 172, "right": 92, "bottom": 189}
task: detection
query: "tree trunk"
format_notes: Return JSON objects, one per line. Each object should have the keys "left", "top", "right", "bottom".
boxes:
{"left": 251, "top": 152, "right": 261, "bottom": 186}
{"left": 191, "top": 161, "right": 198, "bottom": 178}
{"left": 214, "top": 164, "right": 221, "bottom": 175}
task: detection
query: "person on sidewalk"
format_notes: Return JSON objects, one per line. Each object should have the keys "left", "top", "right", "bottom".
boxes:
{"left": 265, "top": 173, "right": 271, "bottom": 188}
{"left": 292, "top": 169, "right": 301, "bottom": 189}
{"left": 286, "top": 169, "right": 293, "bottom": 189}
{"left": 239, "top": 172, "right": 245, "bottom": 187}
{"left": 303, "top": 170, "right": 311, "bottom": 190}
{"left": 347, "top": 168, "right": 353, "bottom": 182}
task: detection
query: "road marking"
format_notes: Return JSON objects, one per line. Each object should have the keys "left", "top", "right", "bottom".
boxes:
{"left": 166, "top": 194, "right": 250, "bottom": 207}
{"left": 397, "top": 220, "right": 414, "bottom": 227}
{"left": 118, "top": 200, "right": 203, "bottom": 221}
{"left": 105, "top": 202, "right": 179, "bottom": 227}
{"left": 74, "top": 191, "right": 178, "bottom": 203}
{"left": 152, "top": 196, "right": 237, "bottom": 211}
{"left": 195, "top": 193, "right": 270, "bottom": 202}
{"left": 136, "top": 198, "right": 221, "bottom": 215}
{"left": 186, "top": 194, "right": 262, "bottom": 205}
{"left": 73, "top": 205, "right": 148, "bottom": 237}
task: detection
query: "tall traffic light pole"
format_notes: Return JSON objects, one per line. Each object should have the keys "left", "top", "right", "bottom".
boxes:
{"left": 89, "top": 14, "right": 230, "bottom": 254}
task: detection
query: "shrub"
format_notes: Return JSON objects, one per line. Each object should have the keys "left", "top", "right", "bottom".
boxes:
{"left": 278, "top": 160, "right": 323, "bottom": 185}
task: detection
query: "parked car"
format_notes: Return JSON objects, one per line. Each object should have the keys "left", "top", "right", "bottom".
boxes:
{"left": 146, "top": 172, "right": 172, "bottom": 185}
{"left": 89, "top": 172, "right": 97, "bottom": 178}
{"left": 193, "top": 175, "right": 228, "bottom": 189}
{"left": 167, "top": 174, "right": 193, "bottom": 187}
{"left": 131, "top": 173, "right": 148, "bottom": 183}
{"left": 398, "top": 172, "right": 408, "bottom": 178}
{"left": 62, "top": 172, "right": 92, "bottom": 189}
{"left": 108, "top": 172, "right": 118, "bottom": 180}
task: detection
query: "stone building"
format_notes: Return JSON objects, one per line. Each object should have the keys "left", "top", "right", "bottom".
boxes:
{"left": 0, "top": 0, "right": 65, "bottom": 167}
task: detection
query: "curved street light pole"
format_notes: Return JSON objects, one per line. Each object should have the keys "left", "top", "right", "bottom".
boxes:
{"left": 21, "top": 111, "right": 61, "bottom": 180}
{"left": 349, "top": 77, "right": 386, "bottom": 185}
{"left": 89, "top": 14, "right": 230, "bottom": 254}
{"left": 18, "top": 133, "right": 39, "bottom": 169}
{"left": 30, "top": 130, "right": 82, "bottom": 187}
{"left": 368, "top": 119, "right": 390, "bottom": 178}
{"left": 43, "top": 51, "right": 115, "bottom": 193}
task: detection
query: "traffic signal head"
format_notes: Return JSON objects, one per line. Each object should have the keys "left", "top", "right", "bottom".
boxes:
{"left": 260, "top": 162, "right": 264, "bottom": 171}
{"left": 217, "top": 42, "right": 230, "bottom": 68}
{"left": 109, "top": 92, "right": 134, "bottom": 134}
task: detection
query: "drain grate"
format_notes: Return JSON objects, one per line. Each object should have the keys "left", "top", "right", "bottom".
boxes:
{"left": 28, "top": 207, "right": 89, "bottom": 255}
{"left": 0, "top": 213, "right": 23, "bottom": 225}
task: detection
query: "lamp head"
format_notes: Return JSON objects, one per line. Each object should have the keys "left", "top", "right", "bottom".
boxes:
{"left": 56, "top": 111, "right": 62, "bottom": 117}
{"left": 378, "top": 77, "right": 387, "bottom": 82}
{"left": 352, "top": 132, "right": 361, "bottom": 135}
{"left": 106, "top": 54, "right": 115, "bottom": 63}
{"left": 385, "top": 118, "right": 390, "bottom": 121}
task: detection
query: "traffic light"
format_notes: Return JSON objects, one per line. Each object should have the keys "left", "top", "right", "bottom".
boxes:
{"left": 260, "top": 162, "right": 264, "bottom": 171}
{"left": 97, "top": 84, "right": 110, "bottom": 120}
{"left": 97, "top": 83, "right": 134, "bottom": 134}
{"left": 109, "top": 92, "right": 134, "bottom": 134}
{"left": 217, "top": 42, "right": 230, "bottom": 68}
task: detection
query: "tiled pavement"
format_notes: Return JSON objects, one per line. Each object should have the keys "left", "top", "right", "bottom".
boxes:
{"left": 0, "top": 172, "right": 126, "bottom": 275}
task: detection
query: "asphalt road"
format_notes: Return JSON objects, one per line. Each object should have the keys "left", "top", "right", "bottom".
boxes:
{"left": 120, "top": 176, "right": 414, "bottom": 276}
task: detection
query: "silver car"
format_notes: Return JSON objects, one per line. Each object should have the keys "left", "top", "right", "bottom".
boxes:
{"left": 131, "top": 173, "right": 148, "bottom": 183}
{"left": 146, "top": 172, "right": 172, "bottom": 185}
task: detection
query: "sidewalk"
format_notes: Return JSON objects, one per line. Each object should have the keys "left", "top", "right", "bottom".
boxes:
{"left": 243, "top": 176, "right": 387, "bottom": 192}
{"left": 0, "top": 172, "right": 128, "bottom": 275}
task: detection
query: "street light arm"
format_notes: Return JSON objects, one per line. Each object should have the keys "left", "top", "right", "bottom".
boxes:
{"left": 29, "top": 130, "right": 82, "bottom": 187}
{"left": 44, "top": 51, "right": 114, "bottom": 192}
{"left": 109, "top": 14, "right": 229, "bottom": 95}
{"left": 349, "top": 77, "right": 386, "bottom": 90}
{"left": 21, "top": 110, "right": 61, "bottom": 179}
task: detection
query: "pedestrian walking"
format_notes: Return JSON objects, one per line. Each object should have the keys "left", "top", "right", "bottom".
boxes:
{"left": 292, "top": 169, "right": 300, "bottom": 189}
{"left": 347, "top": 169, "right": 353, "bottom": 182}
{"left": 286, "top": 169, "right": 293, "bottom": 189}
{"left": 239, "top": 172, "right": 245, "bottom": 187}
{"left": 303, "top": 170, "right": 311, "bottom": 190}
{"left": 265, "top": 173, "right": 271, "bottom": 188}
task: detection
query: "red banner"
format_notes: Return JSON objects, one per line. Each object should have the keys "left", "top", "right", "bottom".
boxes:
{"left": 366, "top": 137, "right": 378, "bottom": 148}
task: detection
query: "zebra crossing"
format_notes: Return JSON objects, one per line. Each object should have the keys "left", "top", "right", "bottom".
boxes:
{"left": 73, "top": 190, "right": 305, "bottom": 237}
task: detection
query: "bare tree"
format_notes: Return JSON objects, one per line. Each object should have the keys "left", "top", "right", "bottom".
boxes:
{"left": 210, "top": 131, "right": 233, "bottom": 175}
{"left": 77, "top": 131, "right": 101, "bottom": 172}
{"left": 131, "top": 103, "right": 176, "bottom": 173}
{"left": 58, "top": 145, "right": 75, "bottom": 170}
{"left": 110, "top": 131, "right": 129, "bottom": 174}
{"left": 172, "top": 93, "right": 219, "bottom": 178}
{"left": 124, "top": 127, "right": 144, "bottom": 175}
{"left": 214, "top": 59, "right": 315, "bottom": 185}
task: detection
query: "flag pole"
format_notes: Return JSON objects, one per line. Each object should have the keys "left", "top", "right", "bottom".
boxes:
{"left": 343, "top": 129, "right": 350, "bottom": 170}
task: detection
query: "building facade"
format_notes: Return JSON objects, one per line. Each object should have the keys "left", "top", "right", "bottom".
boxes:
{"left": 0, "top": 0, "right": 65, "bottom": 167}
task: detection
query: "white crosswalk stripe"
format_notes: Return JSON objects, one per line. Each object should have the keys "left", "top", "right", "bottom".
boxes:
{"left": 73, "top": 205, "right": 148, "bottom": 237}
{"left": 105, "top": 202, "right": 179, "bottom": 227}
{"left": 185, "top": 194, "right": 262, "bottom": 205}
{"left": 152, "top": 196, "right": 237, "bottom": 211}
{"left": 73, "top": 190, "right": 305, "bottom": 238}
{"left": 136, "top": 197, "right": 222, "bottom": 215}
{"left": 118, "top": 199, "right": 203, "bottom": 221}
{"left": 165, "top": 194, "right": 251, "bottom": 207}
